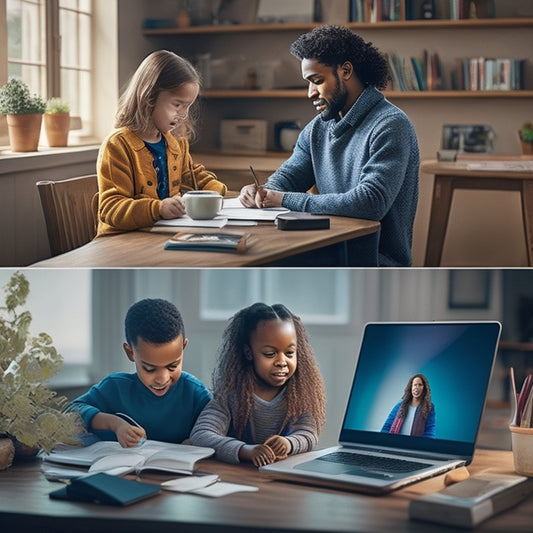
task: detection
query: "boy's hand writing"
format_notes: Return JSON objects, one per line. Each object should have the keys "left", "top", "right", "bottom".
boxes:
{"left": 160, "top": 194, "right": 186, "bottom": 219}
{"left": 115, "top": 421, "right": 147, "bottom": 448}
{"left": 264, "top": 435, "right": 290, "bottom": 460}
{"left": 239, "top": 443, "right": 277, "bottom": 467}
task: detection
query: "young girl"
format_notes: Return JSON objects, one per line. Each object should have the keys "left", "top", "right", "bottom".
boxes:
{"left": 190, "top": 302, "right": 326, "bottom": 467}
{"left": 95, "top": 50, "right": 226, "bottom": 237}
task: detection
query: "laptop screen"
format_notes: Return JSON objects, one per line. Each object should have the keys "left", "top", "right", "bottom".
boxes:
{"left": 339, "top": 322, "right": 502, "bottom": 458}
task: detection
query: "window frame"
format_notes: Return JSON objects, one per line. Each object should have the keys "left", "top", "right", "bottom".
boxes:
{"left": 1, "top": 0, "right": 93, "bottom": 144}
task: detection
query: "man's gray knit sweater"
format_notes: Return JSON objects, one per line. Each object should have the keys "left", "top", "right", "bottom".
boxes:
{"left": 266, "top": 86, "right": 419, "bottom": 266}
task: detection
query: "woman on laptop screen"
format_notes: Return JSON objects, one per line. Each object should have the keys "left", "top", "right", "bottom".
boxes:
{"left": 381, "top": 373, "right": 436, "bottom": 438}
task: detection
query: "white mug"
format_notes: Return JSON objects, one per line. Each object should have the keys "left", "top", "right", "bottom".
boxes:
{"left": 183, "top": 191, "right": 223, "bottom": 220}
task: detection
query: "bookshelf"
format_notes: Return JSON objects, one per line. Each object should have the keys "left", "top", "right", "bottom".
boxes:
{"left": 143, "top": 17, "right": 533, "bottom": 34}
{"left": 143, "top": 17, "right": 533, "bottom": 150}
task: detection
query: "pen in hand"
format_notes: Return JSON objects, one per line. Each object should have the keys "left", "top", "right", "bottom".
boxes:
{"left": 249, "top": 165, "right": 266, "bottom": 208}
{"left": 249, "top": 165, "right": 261, "bottom": 188}
{"left": 116, "top": 412, "right": 147, "bottom": 446}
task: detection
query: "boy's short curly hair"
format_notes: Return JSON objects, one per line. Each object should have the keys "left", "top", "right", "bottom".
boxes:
{"left": 125, "top": 298, "right": 185, "bottom": 346}
{"left": 290, "top": 24, "right": 390, "bottom": 90}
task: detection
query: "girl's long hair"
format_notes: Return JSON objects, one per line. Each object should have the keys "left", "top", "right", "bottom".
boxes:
{"left": 397, "top": 373, "right": 432, "bottom": 420}
{"left": 212, "top": 303, "right": 326, "bottom": 438}
{"left": 115, "top": 50, "right": 200, "bottom": 139}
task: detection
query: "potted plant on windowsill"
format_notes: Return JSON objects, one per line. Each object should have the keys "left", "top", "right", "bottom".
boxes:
{"left": 519, "top": 122, "right": 533, "bottom": 155}
{"left": 0, "top": 271, "right": 80, "bottom": 471}
{"left": 0, "top": 77, "right": 46, "bottom": 152}
{"left": 44, "top": 98, "right": 71, "bottom": 147}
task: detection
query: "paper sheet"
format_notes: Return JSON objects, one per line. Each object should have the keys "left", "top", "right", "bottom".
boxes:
{"left": 162, "top": 474, "right": 258, "bottom": 497}
{"left": 154, "top": 215, "right": 227, "bottom": 228}
{"left": 190, "top": 481, "right": 259, "bottom": 497}
{"left": 221, "top": 197, "right": 288, "bottom": 221}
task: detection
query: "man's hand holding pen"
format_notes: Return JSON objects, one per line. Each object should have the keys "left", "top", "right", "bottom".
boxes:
{"left": 239, "top": 166, "right": 284, "bottom": 208}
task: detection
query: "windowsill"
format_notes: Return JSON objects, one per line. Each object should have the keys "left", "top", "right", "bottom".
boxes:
{"left": 0, "top": 143, "right": 100, "bottom": 176}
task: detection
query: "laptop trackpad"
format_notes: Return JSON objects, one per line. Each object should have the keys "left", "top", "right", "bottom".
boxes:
{"left": 295, "top": 460, "right": 394, "bottom": 479}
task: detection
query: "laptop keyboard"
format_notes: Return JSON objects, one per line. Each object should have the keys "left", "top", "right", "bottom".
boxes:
{"left": 317, "top": 451, "right": 428, "bottom": 473}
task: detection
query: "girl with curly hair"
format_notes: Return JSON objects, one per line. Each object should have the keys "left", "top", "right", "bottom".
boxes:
{"left": 190, "top": 302, "right": 326, "bottom": 467}
{"left": 381, "top": 373, "right": 436, "bottom": 438}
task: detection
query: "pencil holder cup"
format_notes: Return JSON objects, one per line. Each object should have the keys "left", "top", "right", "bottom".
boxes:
{"left": 183, "top": 191, "right": 223, "bottom": 220}
{"left": 509, "top": 425, "right": 533, "bottom": 476}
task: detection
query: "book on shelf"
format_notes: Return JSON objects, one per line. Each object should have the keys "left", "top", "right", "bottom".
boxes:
{"left": 348, "top": 0, "right": 499, "bottom": 22}
{"left": 350, "top": 0, "right": 403, "bottom": 22}
{"left": 164, "top": 231, "right": 250, "bottom": 253}
{"left": 42, "top": 439, "right": 215, "bottom": 476}
{"left": 386, "top": 50, "right": 440, "bottom": 91}
{"left": 454, "top": 57, "right": 524, "bottom": 91}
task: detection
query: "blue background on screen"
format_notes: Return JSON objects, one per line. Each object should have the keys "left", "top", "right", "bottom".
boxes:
{"left": 343, "top": 323, "right": 500, "bottom": 443}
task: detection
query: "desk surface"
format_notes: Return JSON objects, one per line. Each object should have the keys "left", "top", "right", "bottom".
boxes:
{"left": 32, "top": 216, "right": 380, "bottom": 268}
{"left": 421, "top": 157, "right": 533, "bottom": 178}
{"left": 0, "top": 449, "right": 531, "bottom": 533}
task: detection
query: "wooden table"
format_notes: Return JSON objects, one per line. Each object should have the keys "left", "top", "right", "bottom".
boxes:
{"left": 1, "top": 449, "right": 531, "bottom": 532}
{"left": 31, "top": 216, "right": 380, "bottom": 268}
{"left": 422, "top": 157, "right": 533, "bottom": 267}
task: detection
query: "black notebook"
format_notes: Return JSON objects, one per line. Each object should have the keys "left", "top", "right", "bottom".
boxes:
{"left": 49, "top": 473, "right": 161, "bottom": 506}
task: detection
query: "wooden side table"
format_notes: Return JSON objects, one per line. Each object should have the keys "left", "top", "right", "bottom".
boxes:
{"left": 422, "top": 157, "right": 533, "bottom": 266}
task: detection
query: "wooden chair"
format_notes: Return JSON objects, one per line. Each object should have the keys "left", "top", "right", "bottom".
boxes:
{"left": 37, "top": 174, "right": 98, "bottom": 256}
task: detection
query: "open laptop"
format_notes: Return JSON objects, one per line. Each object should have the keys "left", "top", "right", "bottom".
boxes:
{"left": 260, "top": 321, "right": 502, "bottom": 494}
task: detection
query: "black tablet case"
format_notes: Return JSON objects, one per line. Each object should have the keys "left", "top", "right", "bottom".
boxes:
{"left": 275, "top": 212, "right": 330, "bottom": 230}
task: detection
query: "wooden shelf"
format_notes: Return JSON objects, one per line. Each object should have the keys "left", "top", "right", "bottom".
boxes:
{"left": 143, "top": 18, "right": 533, "bottom": 36}
{"left": 499, "top": 341, "right": 533, "bottom": 352}
{"left": 201, "top": 89, "right": 533, "bottom": 99}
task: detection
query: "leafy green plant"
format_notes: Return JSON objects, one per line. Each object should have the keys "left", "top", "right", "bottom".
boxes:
{"left": 520, "top": 122, "right": 533, "bottom": 143}
{"left": 0, "top": 77, "right": 46, "bottom": 115}
{"left": 45, "top": 97, "right": 70, "bottom": 114}
{"left": 0, "top": 272, "right": 80, "bottom": 453}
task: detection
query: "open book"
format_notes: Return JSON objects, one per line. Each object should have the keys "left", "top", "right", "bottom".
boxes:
{"left": 42, "top": 440, "right": 215, "bottom": 476}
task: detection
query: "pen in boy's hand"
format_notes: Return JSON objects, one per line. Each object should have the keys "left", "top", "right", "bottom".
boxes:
{"left": 249, "top": 165, "right": 261, "bottom": 188}
{"left": 116, "top": 412, "right": 146, "bottom": 446}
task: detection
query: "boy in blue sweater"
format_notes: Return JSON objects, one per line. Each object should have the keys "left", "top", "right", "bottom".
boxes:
{"left": 240, "top": 25, "right": 419, "bottom": 267}
{"left": 68, "top": 298, "right": 211, "bottom": 447}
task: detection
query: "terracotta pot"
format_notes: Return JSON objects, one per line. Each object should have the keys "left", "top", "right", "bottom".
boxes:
{"left": 44, "top": 112, "right": 70, "bottom": 147}
{"left": 520, "top": 139, "right": 533, "bottom": 156}
{"left": 0, "top": 438, "right": 15, "bottom": 471}
{"left": 6, "top": 113, "right": 43, "bottom": 152}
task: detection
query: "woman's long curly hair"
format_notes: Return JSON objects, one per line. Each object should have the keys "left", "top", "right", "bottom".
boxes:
{"left": 212, "top": 303, "right": 326, "bottom": 438}
{"left": 290, "top": 24, "right": 390, "bottom": 90}
{"left": 397, "top": 373, "right": 432, "bottom": 420}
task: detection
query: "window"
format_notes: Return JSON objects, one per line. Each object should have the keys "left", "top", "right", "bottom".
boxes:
{"left": 1, "top": 0, "right": 92, "bottom": 142}
{"left": 0, "top": 269, "right": 92, "bottom": 385}
{"left": 199, "top": 269, "right": 351, "bottom": 324}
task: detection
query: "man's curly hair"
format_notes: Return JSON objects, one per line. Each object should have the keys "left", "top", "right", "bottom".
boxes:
{"left": 290, "top": 24, "right": 390, "bottom": 90}
{"left": 125, "top": 298, "right": 185, "bottom": 346}
{"left": 212, "top": 303, "right": 327, "bottom": 439}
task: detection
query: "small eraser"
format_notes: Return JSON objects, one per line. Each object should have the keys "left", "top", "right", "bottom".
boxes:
{"left": 444, "top": 466, "right": 470, "bottom": 486}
